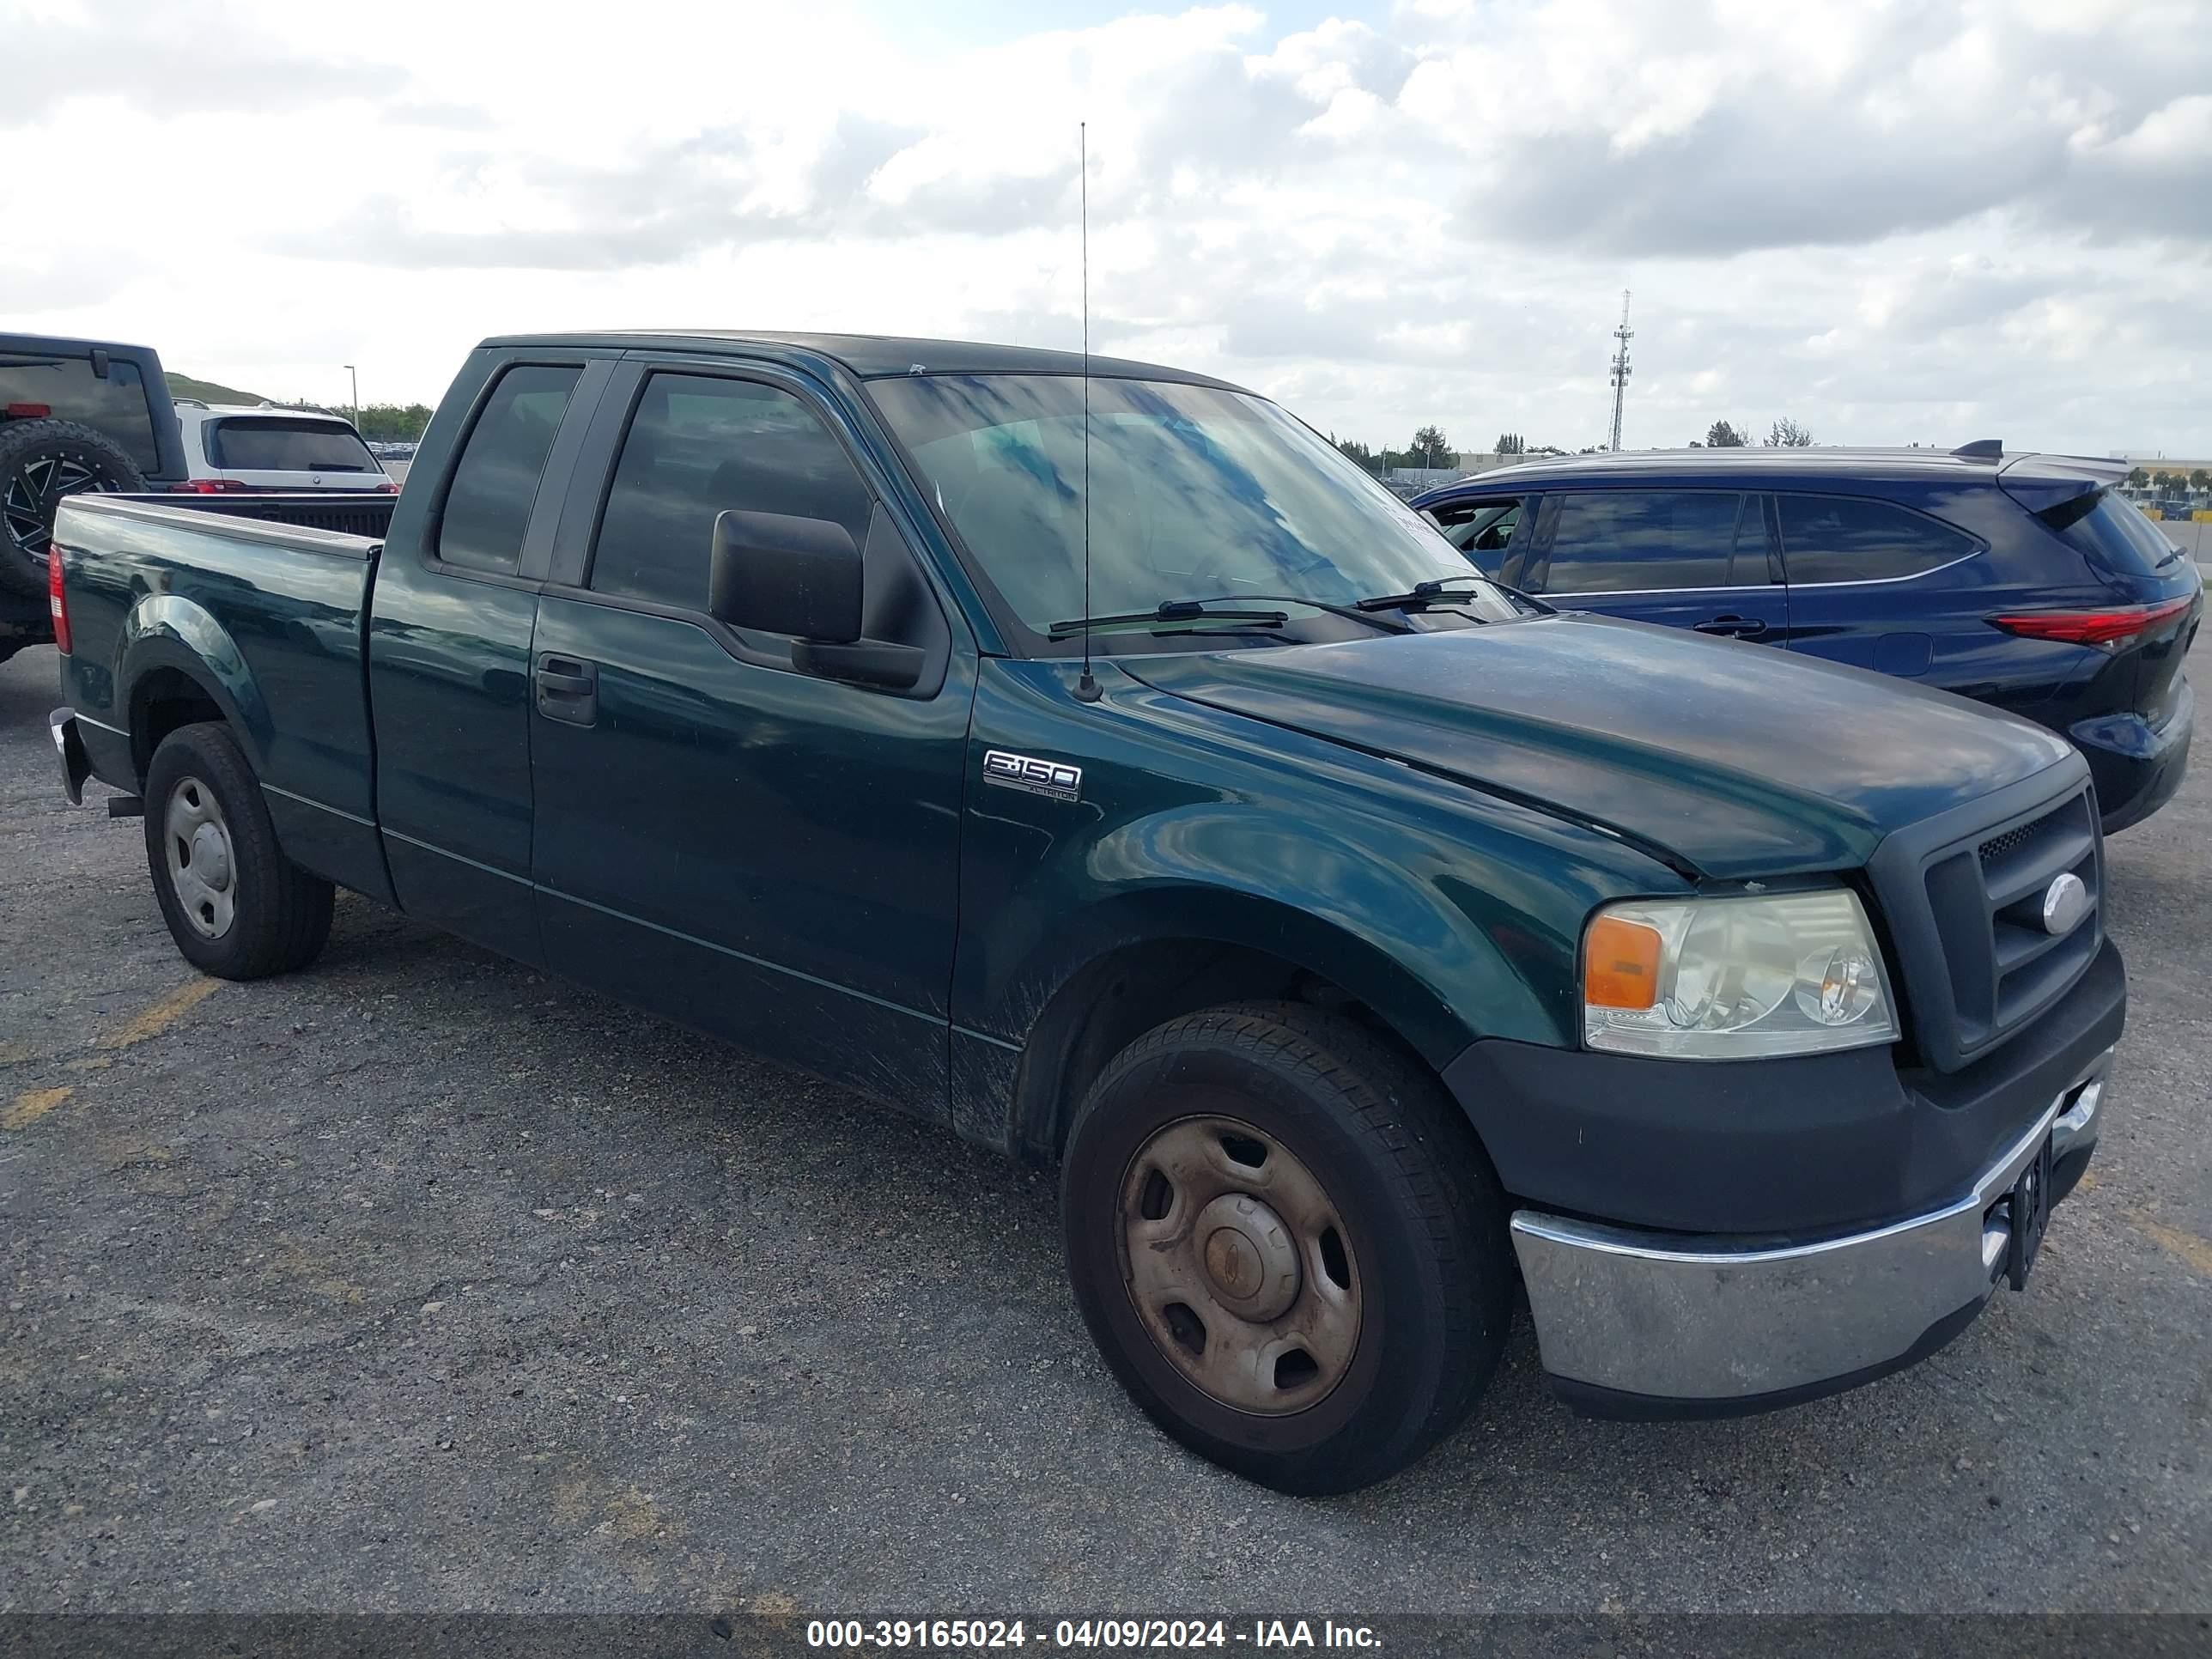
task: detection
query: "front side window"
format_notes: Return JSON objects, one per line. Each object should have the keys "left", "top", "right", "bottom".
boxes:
{"left": 589, "top": 374, "right": 874, "bottom": 611}
{"left": 0, "top": 353, "right": 159, "bottom": 471}
{"left": 436, "top": 365, "right": 581, "bottom": 574}
{"left": 1427, "top": 497, "right": 1524, "bottom": 572}
{"left": 1534, "top": 489, "right": 1745, "bottom": 594}
{"left": 1776, "top": 494, "right": 1980, "bottom": 584}
{"left": 869, "top": 373, "right": 1515, "bottom": 648}
{"left": 209, "top": 416, "right": 379, "bottom": 473}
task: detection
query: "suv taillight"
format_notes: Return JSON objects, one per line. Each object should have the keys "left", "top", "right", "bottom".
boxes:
{"left": 1990, "top": 595, "right": 2195, "bottom": 648}
{"left": 48, "top": 535, "right": 70, "bottom": 654}
{"left": 169, "top": 479, "right": 251, "bottom": 493}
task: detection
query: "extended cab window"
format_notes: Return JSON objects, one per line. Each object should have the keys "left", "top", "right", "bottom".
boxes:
{"left": 590, "top": 374, "right": 873, "bottom": 611}
{"left": 1776, "top": 494, "right": 1979, "bottom": 583}
{"left": 436, "top": 365, "right": 581, "bottom": 574}
{"left": 0, "top": 352, "right": 160, "bottom": 471}
{"left": 1534, "top": 490, "right": 1746, "bottom": 594}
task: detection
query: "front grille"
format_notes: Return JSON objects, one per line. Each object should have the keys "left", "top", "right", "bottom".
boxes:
{"left": 1869, "top": 778, "right": 2103, "bottom": 1073}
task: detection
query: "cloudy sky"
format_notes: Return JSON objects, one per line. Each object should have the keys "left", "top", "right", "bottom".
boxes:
{"left": 5, "top": 0, "right": 2209, "bottom": 455}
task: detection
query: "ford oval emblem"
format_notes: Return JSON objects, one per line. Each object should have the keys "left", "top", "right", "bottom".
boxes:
{"left": 2040, "top": 872, "right": 2088, "bottom": 937}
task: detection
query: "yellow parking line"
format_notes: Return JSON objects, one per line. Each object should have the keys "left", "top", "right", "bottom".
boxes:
{"left": 95, "top": 978, "right": 222, "bottom": 1050}
{"left": 3, "top": 1087, "right": 74, "bottom": 1131}
{"left": 2134, "top": 1213, "right": 2212, "bottom": 1279}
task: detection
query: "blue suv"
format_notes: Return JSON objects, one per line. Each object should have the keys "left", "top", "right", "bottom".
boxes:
{"left": 1413, "top": 445, "right": 2201, "bottom": 832}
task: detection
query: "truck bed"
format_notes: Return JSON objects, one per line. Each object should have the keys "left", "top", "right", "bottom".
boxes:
{"left": 52, "top": 492, "right": 386, "bottom": 875}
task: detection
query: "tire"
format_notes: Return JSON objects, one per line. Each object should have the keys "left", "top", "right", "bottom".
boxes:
{"left": 143, "top": 722, "right": 334, "bottom": 979}
{"left": 1060, "top": 1001, "right": 1512, "bottom": 1494}
{"left": 0, "top": 417, "right": 145, "bottom": 597}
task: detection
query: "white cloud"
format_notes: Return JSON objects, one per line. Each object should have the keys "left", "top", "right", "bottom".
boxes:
{"left": 0, "top": 0, "right": 2206, "bottom": 451}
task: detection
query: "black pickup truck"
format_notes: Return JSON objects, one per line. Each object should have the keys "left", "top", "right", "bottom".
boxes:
{"left": 50, "top": 331, "right": 2124, "bottom": 1492}
{"left": 1, "top": 332, "right": 188, "bottom": 661}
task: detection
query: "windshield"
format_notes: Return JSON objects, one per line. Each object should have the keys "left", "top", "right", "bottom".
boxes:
{"left": 869, "top": 373, "right": 1516, "bottom": 648}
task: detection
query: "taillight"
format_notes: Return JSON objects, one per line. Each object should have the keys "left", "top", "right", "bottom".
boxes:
{"left": 48, "top": 535, "right": 71, "bottom": 654}
{"left": 168, "top": 478, "right": 251, "bottom": 493}
{"left": 1990, "top": 595, "right": 2196, "bottom": 647}
{"left": 6, "top": 402, "right": 52, "bottom": 419}
{"left": 374, "top": 480, "right": 399, "bottom": 494}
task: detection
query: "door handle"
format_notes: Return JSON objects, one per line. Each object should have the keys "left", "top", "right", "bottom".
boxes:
{"left": 534, "top": 654, "right": 599, "bottom": 723}
{"left": 1694, "top": 614, "right": 1767, "bottom": 639}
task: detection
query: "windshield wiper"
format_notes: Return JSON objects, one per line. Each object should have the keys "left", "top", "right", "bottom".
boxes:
{"left": 1356, "top": 574, "right": 1553, "bottom": 615}
{"left": 1048, "top": 594, "right": 1412, "bottom": 641}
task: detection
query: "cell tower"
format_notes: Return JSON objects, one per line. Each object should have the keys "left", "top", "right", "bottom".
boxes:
{"left": 1607, "top": 289, "right": 1633, "bottom": 453}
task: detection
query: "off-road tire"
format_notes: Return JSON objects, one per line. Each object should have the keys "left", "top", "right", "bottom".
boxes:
{"left": 0, "top": 417, "right": 145, "bottom": 597}
{"left": 143, "top": 722, "right": 334, "bottom": 979}
{"left": 1060, "top": 1001, "right": 1512, "bottom": 1494}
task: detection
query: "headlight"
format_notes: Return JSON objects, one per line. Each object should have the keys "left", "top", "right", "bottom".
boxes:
{"left": 1582, "top": 889, "right": 1899, "bottom": 1060}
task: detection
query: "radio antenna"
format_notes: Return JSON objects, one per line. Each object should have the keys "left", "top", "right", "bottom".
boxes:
{"left": 1073, "top": 120, "right": 1101, "bottom": 704}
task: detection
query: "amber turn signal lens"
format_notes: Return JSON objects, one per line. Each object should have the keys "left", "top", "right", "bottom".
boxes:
{"left": 1584, "top": 915, "right": 1662, "bottom": 1010}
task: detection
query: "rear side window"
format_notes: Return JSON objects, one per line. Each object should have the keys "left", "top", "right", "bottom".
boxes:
{"left": 436, "top": 365, "right": 582, "bottom": 574}
{"left": 208, "top": 416, "right": 379, "bottom": 473}
{"left": 1536, "top": 489, "right": 1746, "bottom": 593}
{"left": 0, "top": 352, "right": 159, "bottom": 471}
{"left": 1776, "top": 494, "right": 1979, "bottom": 584}
{"left": 2047, "top": 489, "right": 2182, "bottom": 578}
{"left": 590, "top": 373, "right": 872, "bottom": 611}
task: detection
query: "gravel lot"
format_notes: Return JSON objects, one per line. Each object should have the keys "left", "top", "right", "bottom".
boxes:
{"left": 3, "top": 635, "right": 2207, "bottom": 1619}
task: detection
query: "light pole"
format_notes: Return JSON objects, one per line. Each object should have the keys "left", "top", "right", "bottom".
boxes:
{"left": 343, "top": 364, "right": 359, "bottom": 428}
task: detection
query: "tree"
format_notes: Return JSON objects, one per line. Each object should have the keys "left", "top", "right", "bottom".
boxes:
{"left": 1494, "top": 432, "right": 1525, "bottom": 456}
{"left": 1705, "top": 420, "right": 1747, "bottom": 448}
{"left": 2126, "top": 466, "right": 2150, "bottom": 489}
{"left": 1335, "top": 437, "right": 1376, "bottom": 473}
{"left": 1765, "top": 416, "right": 1814, "bottom": 447}
{"left": 1407, "top": 425, "right": 1453, "bottom": 468}
{"left": 355, "top": 402, "right": 434, "bottom": 441}
{"left": 2191, "top": 468, "right": 2209, "bottom": 491}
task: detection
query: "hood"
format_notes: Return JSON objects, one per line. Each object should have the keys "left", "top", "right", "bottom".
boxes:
{"left": 1121, "top": 614, "right": 2077, "bottom": 878}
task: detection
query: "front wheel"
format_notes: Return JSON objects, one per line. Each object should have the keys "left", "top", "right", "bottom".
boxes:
{"left": 143, "top": 722, "right": 334, "bottom": 979}
{"left": 1060, "top": 1002, "right": 1512, "bottom": 1493}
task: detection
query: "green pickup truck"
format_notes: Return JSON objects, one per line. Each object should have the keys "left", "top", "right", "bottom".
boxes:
{"left": 49, "top": 332, "right": 2124, "bottom": 1492}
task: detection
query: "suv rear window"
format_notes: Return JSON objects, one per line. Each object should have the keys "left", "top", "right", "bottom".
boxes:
{"left": 207, "top": 416, "right": 379, "bottom": 473}
{"left": 2047, "top": 489, "right": 2184, "bottom": 578}
{"left": 1776, "top": 494, "right": 1979, "bottom": 584}
{"left": 0, "top": 352, "right": 160, "bottom": 471}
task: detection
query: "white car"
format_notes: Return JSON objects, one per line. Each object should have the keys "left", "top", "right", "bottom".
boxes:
{"left": 171, "top": 401, "right": 396, "bottom": 494}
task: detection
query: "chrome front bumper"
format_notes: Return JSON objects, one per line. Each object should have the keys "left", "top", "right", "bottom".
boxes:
{"left": 1509, "top": 1050, "right": 2112, "bottom": 1414}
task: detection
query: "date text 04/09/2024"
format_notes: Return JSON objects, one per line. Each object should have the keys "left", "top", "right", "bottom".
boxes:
{"left": 805, "top": 1620, "right": 1382, "bottom": 1649}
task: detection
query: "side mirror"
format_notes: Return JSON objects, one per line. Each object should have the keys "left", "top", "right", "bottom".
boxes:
{"left": 708, "top": 509, "right": 863, "bottom": 643}
{"left": 707, "top": 508, "right": 922, "bottom": 691}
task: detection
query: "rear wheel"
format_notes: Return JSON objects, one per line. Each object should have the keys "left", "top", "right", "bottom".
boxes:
{"left": 143, "top": 722, "right": 333, "bottom": 979}
{"left": 0, "top": 418, "right": 144, "bottom": 597}
{"left": 1060, "top": 1002, "right": 1511, "bottom": 1493}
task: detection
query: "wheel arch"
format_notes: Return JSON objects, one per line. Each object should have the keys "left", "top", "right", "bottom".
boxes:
{"left": 118, "top": 600, "right": 269, "bottom": 786}
{"left": 1000, "top": 891, "right": 1478, "bottom": 1163}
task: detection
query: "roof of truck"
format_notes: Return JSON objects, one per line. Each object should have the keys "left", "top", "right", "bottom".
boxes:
{"left": 481, "top": 330, "right": 1250, "bottom": 391}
